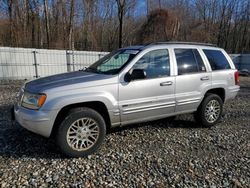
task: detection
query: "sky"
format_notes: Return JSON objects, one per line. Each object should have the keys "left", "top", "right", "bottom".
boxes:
{"left": 134, "top": 0, "right": 147, "bottom": 17}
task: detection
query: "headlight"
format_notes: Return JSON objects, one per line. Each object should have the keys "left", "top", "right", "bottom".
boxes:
{"left": 21, "top": 92, "right": 47, "bottom": 110}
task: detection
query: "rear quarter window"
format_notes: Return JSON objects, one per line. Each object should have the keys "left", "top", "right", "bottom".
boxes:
{"left": 203, "top": 49, "right": 231, "bottom": 70}
{"left": 174, "top": 49, "right": 206, "bottom": 75}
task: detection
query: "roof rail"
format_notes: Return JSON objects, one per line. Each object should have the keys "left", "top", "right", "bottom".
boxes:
{"left": 147, "top": 41, "right": 217, "bottom": 47}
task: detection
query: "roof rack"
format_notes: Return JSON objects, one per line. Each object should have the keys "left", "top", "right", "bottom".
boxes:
{"left": 147, "top": 41, "right": 217, "bottom": 47}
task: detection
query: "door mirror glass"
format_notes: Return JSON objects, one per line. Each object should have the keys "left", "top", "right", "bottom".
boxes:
{"left": 125, "top": 69, "right": 146, "bottom": 82}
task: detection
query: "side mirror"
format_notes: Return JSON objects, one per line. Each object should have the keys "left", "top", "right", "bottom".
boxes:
{"left": 124, "top": 69, "right": 146, "bottom": 82}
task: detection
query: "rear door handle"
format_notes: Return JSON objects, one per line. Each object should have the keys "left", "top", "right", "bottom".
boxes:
{"left": 200, "top": 76, "right": 209, "bottom": 81}
{"left": 160, "top": 81, "right": 173, "bottom": 86}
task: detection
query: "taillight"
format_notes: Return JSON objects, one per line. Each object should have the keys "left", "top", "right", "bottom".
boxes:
{"left": 234, "top": 71, "right": 239, "bottom": 85}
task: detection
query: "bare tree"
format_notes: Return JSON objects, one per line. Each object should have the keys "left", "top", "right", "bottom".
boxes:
{"left": 44, "top": 0, "right": 50, "bottom": 47}
{"left": 68, "top": 0, "right": 75, "bottom": 50}
{"left": 116, "top": 0, "right": 125, "bottom": 48}
{"left": 0, "top": 0, "right": 249, "bottom": 53}
{"left": 6, "top": 0, "right": 13, "bottom": 45}
{"left": 137, "top": 9, "right": 180, "bottom": 43}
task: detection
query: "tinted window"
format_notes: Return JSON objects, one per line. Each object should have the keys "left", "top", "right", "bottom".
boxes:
{"left": 175, "top": 49, "right": 206, "bottom": 75}
{"left": 203, "top": 49, "right": 231, "bottom": 70}
{"left": 132, "top": 49, "right": 170, "bottom": 79}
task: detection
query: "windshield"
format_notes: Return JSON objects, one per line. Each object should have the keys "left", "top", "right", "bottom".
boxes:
{"left": 85, "top": 49, "right": 140, "bottom": 75}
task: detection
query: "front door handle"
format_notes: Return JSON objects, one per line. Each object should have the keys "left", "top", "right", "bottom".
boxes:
{"left": 200, "top": 76, "right": 209, "bottom": 81}
{"left": 160, "top": 81, "right": 173, "bottom": 86}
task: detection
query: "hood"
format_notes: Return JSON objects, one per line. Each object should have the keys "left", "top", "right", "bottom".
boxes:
{"left": 25, "top": 71, "right": 116, "bottom": 93}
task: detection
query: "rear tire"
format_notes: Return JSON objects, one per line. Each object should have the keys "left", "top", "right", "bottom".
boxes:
{"left": 56, "top": 107, "right": 106, "bottom": 157}
{"left": 194, "top": 93, "right": 223, "bottom": 127}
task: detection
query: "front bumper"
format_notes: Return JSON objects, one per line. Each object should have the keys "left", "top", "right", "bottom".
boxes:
{"left": 14, "top": 104, "right": 57, "bottom": 138}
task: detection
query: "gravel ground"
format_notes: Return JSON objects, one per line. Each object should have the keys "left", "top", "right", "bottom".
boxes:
{"left": 0, "top": 77, "right": 249, "bottom": 187}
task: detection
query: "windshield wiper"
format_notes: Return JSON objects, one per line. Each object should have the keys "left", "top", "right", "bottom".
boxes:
{"left": 84, "top": 67, "right": 100, "bottom": 73}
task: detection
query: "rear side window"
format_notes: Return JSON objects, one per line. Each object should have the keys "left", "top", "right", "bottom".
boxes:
{"left": 175, "top": 49, "right": 206, "bottom": 75}
{"left": 203, "top": 49, "right": 231, "bottom": 70}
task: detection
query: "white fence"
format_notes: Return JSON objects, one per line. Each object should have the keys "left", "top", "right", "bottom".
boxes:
{"left": 0, "top": 46, "right": 249, "bottom": 80}
{"left": 0, "top": 47, "right": 108, "bottom": 79}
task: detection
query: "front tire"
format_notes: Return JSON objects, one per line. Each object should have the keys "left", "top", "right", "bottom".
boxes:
{"left": 56, "top": 107, "right": 106, "bottom": 157}
{"left": 194, "top": 94, "right": 223, "bottom": 127}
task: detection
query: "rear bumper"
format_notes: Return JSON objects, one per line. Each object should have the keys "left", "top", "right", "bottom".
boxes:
{"left": 14, "top": 104, "right": 57, "bottom": 137}
{"left": 225, "top": 85, "right": 240, "bottom": 101}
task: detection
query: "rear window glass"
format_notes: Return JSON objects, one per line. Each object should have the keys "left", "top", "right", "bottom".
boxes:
{"left": 203, "top": 49, "right": 231, "bottom": 70}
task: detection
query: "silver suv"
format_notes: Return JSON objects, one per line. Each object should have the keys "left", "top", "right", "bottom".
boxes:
{"left": 14, "top": 42, "right": 240, "bottom": 157}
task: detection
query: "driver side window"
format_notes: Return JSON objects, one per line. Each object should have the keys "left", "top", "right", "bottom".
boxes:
{"left": 132, "top": 49, "right": 170, "bottom": 79}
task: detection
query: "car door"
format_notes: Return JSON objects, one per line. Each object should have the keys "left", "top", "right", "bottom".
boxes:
{"left": 174, "top": 48, "right": 212, "bottom": 112}
{"left": 118, "top": 49, "right": 176, "bottom": 125}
